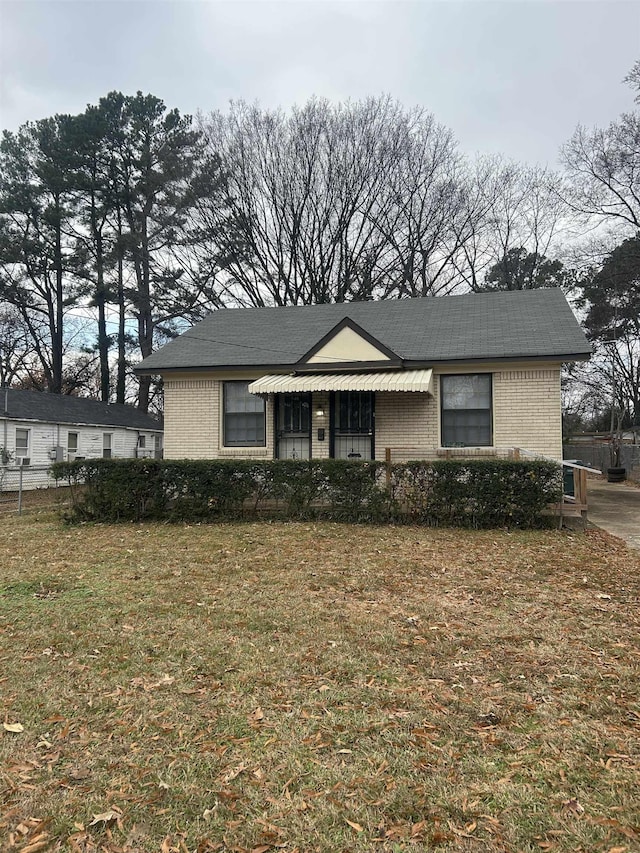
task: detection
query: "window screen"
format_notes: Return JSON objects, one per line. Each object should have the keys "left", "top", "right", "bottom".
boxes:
{"left": 16, "top": 428, "right": 29, "bottom": 457}
{"left": 224, "top": 382, "right": 266, "bottom": 447}
{"left": 441, "top": 374, "right": 492, "bottom": 447}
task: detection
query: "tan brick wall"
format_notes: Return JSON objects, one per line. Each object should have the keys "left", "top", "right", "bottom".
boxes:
{"left": 164, "top": 377, "right": 218, "bottom": 459}
{"left": 375, "top": 366, "right": 562, "bottom": 462}
{"left": 163, "top": 374, "right": 274, "bottom": 459}
{"left": 375, "top": 391, "right": 439, "bottom": 462}
{"left": 311, "top": 392, "right": 330, "bottom": 459}
{"left": 162, "top": 363, "right": 563, "bottom": 462}
{"left": 493, "top": 367, "right": 562, "bottom": 459}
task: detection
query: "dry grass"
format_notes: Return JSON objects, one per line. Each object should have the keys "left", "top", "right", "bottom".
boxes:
{"left": 0, "top": 513, "right": 638, "bottom": 852}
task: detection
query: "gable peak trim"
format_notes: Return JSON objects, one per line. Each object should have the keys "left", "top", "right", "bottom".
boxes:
{"left": 298, "top": 316, "right": 400, "bottom": 365}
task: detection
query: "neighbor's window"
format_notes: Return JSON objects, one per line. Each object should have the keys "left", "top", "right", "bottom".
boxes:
{"left": 441, "top": 374, "right": 492, "bottom": 447}
{"left": 103, "top": 433, "right": 112, "bottom": 459}
{"left": 138, "top": 435, "right": 146, "bottom": 449}
{"left": 15, "top": 428, "right": 29, "bottom": 459}
{"left": 67, "top": 432, "right": 78, "bottom": 455}
{"left": 223, "top": 381, "right": 265, "bottom": 447}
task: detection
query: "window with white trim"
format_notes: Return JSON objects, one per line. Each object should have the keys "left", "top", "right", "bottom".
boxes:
{"left": 15, "top": 428, "right": 30, "bottom": 459}
{"left": 67, "top": 431, "right": 79, "bottom": 459}
{"left": 103, "top": 433, "right": 112, "bottom": 459}
{"left": 441, "top": 374, "right": 492, "bottom": 447}
{"left": 223, "top": 381, "right": 265, "bottom": 447}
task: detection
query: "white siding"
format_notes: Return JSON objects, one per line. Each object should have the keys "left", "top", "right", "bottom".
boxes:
{"left": 0, "top": 419, "right": 162, "bottom": 464}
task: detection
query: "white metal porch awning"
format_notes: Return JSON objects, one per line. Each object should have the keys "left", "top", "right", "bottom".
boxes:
{"left": 248, "top": 369, "right": 433, "bottom": 395}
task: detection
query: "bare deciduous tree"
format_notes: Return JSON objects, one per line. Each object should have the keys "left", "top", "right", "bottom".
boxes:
{"left": 561, "top": 67, "right": 640, "bottom": 233}
{"left": 200, "top": 96, "right": 478, "bottom": 306}
{"left": 455, "top": 157, "right": 569, "bottom": 291}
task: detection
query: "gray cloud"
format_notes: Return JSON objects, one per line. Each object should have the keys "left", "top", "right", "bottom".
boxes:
{"left": 0, "top": 0, "right": 638, "bottom": 166}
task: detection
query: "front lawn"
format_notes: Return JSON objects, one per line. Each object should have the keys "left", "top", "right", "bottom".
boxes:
{"left": 0, "top": 515, "right": 638, "bottom": 852}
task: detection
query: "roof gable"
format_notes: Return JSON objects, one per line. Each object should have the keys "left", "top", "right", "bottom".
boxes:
{"left": 300, "top": 318, "right": 399, "bottom": 366}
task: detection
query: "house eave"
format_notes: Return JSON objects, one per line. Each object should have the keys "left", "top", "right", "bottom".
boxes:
{"left": 0, "top": 414, "right": 163, "bottom": 432}
{"left": 139, "top": 350, "right": 591, "bottom": 376}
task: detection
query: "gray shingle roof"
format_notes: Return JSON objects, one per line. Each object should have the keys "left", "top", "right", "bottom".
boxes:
{"left": 136, "top": 289, "right": 590, "bottom": 373}
{"left": 1, "top": 389, "right": 163, "bottom": 430}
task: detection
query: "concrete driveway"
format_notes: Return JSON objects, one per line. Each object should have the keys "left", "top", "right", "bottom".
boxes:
{"left": 586, "top": 479, "right": 640, "bottom": 550}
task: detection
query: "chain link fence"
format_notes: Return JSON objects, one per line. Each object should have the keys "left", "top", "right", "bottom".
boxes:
{"left": 0, "top": 465, "right": 71, "bottom": 515}
{"left": 563, "top": 443, "right": 640, "bottom": 482}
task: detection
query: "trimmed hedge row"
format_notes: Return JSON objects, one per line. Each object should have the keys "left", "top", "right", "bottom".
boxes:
{"left": 52, "top": 457, "right": 562, "bottom": 528}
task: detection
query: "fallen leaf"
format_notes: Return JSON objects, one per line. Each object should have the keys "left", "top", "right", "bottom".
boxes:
{"left": 222, "top": 763, "right": 248, "bottom": 782}
{"left": 345, "top": 819, "right": 364, "bottom": 832}
{"left": 69, "top": 768, "right": 90, "bottom": 781}
{"left": 3, "top": 722, "right": 24, "bottom": 733}
{"left": 88, "top": 809, "right": 121, "bottom": 827}
{"left": 250, "top": 707, "right": 264, "bottom": 722}
{"left": 562, "top": 797, "right": 585, "bottom": 815}
{"left": 20, "top": 836, "right": 50, "bottom": 853}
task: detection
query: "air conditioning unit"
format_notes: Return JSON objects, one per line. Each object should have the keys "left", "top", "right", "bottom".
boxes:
{"left": 19, "top": 457, "right": 30, "bottom": 467}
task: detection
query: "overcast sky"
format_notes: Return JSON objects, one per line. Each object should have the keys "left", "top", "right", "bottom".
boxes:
{"left": 0, "top": 0, "right": 638, "bottom": 167}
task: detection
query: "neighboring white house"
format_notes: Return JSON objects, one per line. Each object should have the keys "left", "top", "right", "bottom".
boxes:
{"left": 0, "top": 390, "right": 163, "bottom": 482}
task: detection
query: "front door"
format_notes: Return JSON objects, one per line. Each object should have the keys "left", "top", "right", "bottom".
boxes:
{"left": 332, "top": 391, "right": 374, "bottom": 459}
{"left": 276, "top": 393, "right": 311, "bottom": 459}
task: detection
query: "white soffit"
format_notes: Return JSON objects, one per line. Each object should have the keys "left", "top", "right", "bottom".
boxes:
{"left": 248, "top": 369, "right": 433, "bottom": 395}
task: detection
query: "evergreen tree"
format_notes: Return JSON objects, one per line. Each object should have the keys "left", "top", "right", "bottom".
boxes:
{"left": 480, "top": 247, "right": 569, "bottom": 291}
{"left": 578, "top": 235, "right": 640, "bottom": 424}
{"left": 0, "top": 116, "right": 86, "bottom": 393}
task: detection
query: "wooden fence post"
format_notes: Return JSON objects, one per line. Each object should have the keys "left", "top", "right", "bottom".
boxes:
{"left": 385, "top": 447, "right": 391, "bottom": 491}
{"left": 574, "top": 467, "right": 587, "bottom": 510}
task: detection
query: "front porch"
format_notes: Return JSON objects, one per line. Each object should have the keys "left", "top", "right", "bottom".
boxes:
{"left": 249, "top": 370, "right": 436, "bottom": 463}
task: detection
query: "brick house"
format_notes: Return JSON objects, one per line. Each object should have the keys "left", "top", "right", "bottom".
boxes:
{"left": 136, "top": 289, "right": 590, "bottom": 463}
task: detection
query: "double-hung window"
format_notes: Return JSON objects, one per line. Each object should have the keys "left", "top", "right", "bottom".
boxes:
{"left": 223, "top": 381, "right": 265, "bottom": 447}
{"left": 103, "top": 433, "right": 112, "bottom": 459}
{"left": 67, "top": 431, "right": 79, "bottom": 460}
{"left": 15, "top": 428, "right": 30, "bottom": 461}
{"left": 441, "top": 374, "right": 492, "bottom": 447}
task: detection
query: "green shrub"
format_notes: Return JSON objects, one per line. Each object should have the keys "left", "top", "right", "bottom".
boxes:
{"left": 52, "top": 457, "right": 561, "bottom": 528}
{"left": 393, "top": 459, "right": 561, "bottom": 528}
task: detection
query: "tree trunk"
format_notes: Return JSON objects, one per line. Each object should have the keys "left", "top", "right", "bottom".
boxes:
{"left": 52, "top": 195, "right": 64, "bottom": 394}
